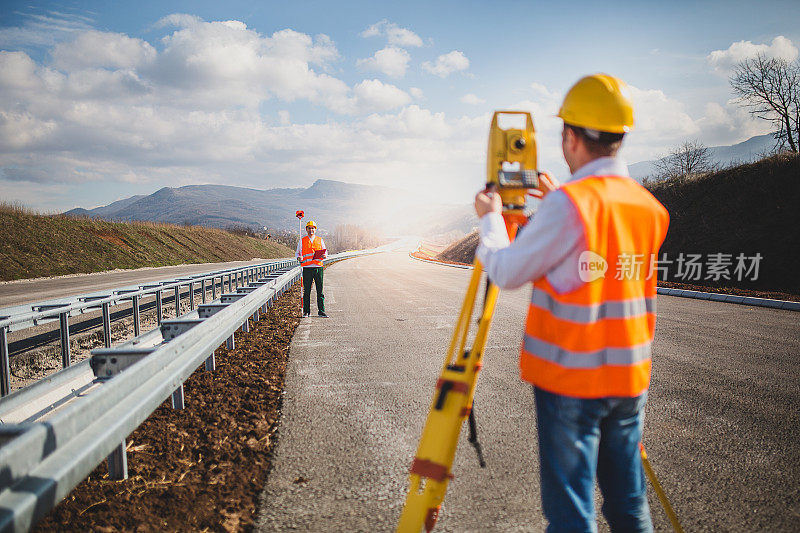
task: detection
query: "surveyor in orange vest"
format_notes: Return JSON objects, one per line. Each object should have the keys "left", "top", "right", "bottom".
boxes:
{"left": 475, "top": 74, "right": 669, "bottom": 532}
{"left": 295, "top": 220, "right": 328, "bottom": 317}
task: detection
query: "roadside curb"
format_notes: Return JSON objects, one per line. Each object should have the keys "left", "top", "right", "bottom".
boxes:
{"left": 408, "top": 253, "right": 473, "bottom": 270}
{"left": 656, "top": 287, "right": 800, "bottom": 311}
{"left": 410, "top": 253, "right": 799, "bottom": 312}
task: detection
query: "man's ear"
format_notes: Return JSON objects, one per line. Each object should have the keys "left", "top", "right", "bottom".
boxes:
{"left": 564, "top": 127, "right": 577, "bottom": 152}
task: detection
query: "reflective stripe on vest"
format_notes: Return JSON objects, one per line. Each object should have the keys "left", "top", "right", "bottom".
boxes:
{"left": 519, "top": 173, "right": 669, "bottom": 399}
{"left": 530, "top": 290, "right": 656, "bottom": 324}
{"left": 523, "top": 336, "right": 652, "bottom": 369}
{"left": 301, "top": 235, "right": 323, "bottom": 267}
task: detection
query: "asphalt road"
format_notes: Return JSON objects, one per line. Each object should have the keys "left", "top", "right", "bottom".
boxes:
{"left": 0, "top": 258, "right": 277, "bottom": 308}
{"left": 256, "top": 250, "right": 800, "bottom": 532}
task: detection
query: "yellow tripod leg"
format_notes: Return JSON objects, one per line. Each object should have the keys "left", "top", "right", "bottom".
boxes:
{"left": 397, "top": 259, "right": 500, "bottom": 533}
{"left": 640, "top": 443, "right": 684, "bottom": 533}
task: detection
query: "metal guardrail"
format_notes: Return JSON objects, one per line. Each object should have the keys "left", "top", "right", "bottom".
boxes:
{"left": 0, "top": 259, "right": 299, "bottom": 396}
{"left": 0, "top": 249, "right": 376, "bottom": 532}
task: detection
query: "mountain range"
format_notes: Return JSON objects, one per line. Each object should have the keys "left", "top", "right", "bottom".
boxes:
{"left": 66, "top": 179, "right": 476, "bottom": 237}
{"left": 66, "top": 135, "right": 774, "bottom": 236}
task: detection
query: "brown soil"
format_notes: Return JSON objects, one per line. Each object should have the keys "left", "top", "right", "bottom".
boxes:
{"left": 34, "top": 284, "right": 301, "bottom": 532}
{"left": 438, "top": 231, "right": 478, "bottom": 265}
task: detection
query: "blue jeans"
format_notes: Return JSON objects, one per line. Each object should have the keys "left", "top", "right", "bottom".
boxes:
{"left": 534, "top": 386, "right": 652, "bottom": 533}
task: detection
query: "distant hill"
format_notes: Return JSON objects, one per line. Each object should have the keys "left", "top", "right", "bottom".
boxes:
{"left": 0, "top": 205, "right": 294, "bottom": 281}
{"left": 629, "top": 134, "right": 776, "bottom": 180}
{"left": 65, "top": 179, "right": 476, "bottom": 238}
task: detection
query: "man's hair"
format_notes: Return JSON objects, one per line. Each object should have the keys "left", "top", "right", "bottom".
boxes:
{"left": 565, "top": 124, "right": 624, "bottom": 157}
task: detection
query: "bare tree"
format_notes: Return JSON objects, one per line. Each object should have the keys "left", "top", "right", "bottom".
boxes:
{"left": 328, "top": 224, "right": 383, "bottom": 253}
{"left": 730, "top": 54, "right": 799, "bottom": 152}
{"left": 653, "top": 140, "right": 717, "bottom": 182}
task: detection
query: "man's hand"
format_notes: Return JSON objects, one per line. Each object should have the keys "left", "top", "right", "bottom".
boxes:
{"left": 528, "top": 171, "right": 560, "bottom": 200}
{"left": 474, "top": 186, "right": 502, "bottom": 218}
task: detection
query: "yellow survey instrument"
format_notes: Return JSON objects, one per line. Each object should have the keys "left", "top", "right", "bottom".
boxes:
{"left": 397, "top": 112, "right": 540, "bottom": 533}
{"left": 486, "top": 111, "right": 538, "bottom": 209}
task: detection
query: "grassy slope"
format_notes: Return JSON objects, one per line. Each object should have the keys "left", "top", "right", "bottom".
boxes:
{"left": 649, "top": 152, "right": 799, "bottom": 294}
{"left": 436, "top": 153, "right": 799, "bottom": 295}
{"left": 0, "top": 209, "right": 295, "bottom": 281}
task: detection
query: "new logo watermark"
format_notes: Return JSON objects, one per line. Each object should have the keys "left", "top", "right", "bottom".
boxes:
{"left": 578, "top": 251, "right": 608, "bottom": 282}
{"left": 576, "top": 252, "right": 763, "bottom": 282}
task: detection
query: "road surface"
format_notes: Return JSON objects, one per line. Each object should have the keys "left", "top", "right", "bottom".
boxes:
{"left": 256, "top": 250, "right": 799, "bottom": 532}
{"left": 0, "top": 258, "right": 279, "bottom": 309}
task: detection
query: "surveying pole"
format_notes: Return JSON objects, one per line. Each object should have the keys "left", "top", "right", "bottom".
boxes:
{"left": 296, "top": 210, "right": 304, "bottom": 314}
{"left": 397, "top": 111, "right": 538, "bottom": 532}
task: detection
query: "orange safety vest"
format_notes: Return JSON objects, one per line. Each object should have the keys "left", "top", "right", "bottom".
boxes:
{"left": 520, "top": 174, "right": 669, "bottom": 398}
{"left": 300, "top": 235, "right": 324, "bottom": 267}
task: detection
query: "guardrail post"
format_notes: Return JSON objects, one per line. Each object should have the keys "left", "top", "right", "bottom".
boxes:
{"left": 241, "top": 318, "right": 249, "bottom": 333}
{"left": 253, "top": 309, "right": 259, "bottom": 322}
{"left": 171, "top": 385, "right": 185, "bottom": 410}
{"left": 102, "top": 303, "right": 112, "bottom": 348}
{"left": 59, "top": 312, "right": 72, "bottom": 367}
{"left": 156, "top": 290, "right": 163, "bottom": 325}
{"left": 0, "top": 326, "right": 10, "bottom": 396}
{"left": 226, "top": 334, "right": 235, "bottom": 350}
{"left": 132, "top": 295, "right": 141, "bottom": 337}
{"left": 205, "top": 351, "right": 216, "bottom": 371}
{"left": 189, "top": 282, "right": 196, "bottom": 310}
{"left": 107, "top": 440, "right": 128, "bottom": 480}
{"left": 212, "top": 277, "right": 218, "bottom": 300}
{"left": 201, "top": 279, "right": 207, "bottom": 304}
{"left": 174, "top": 286, "right": 180, "bottom": 318}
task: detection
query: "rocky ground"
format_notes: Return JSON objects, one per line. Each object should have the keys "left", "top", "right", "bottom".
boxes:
{"left": 34, "top": 284, "right": 301, "bottom": 532}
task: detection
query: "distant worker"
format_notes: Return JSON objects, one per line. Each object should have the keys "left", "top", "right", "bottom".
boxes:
{"left": 296, "top": 220, "right": 328, "bottom": 318}
{"left": 474, "top": 74, "right": 669, "bottom": 532}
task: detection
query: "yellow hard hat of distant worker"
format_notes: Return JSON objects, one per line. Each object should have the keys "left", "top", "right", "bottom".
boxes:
{"left": 305, "top": 220, "right": 317, "bottom": 228}
{"left": 557, "top": 73, "right": 634, "bottom": 134}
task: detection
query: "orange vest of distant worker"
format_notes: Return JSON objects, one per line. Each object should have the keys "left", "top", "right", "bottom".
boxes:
{"left": 520, "top": 175, "right": 670, "bottom": 398}
{"left": 300, "top": 235, "right": 324, "bottom": 267}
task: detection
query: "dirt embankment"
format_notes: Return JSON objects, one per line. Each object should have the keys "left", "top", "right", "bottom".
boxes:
{"left": 0, "top": 206, "right": 294, "bottom": 281}
{"left": 35, "top": 284, "right": 301, "bottom": 532}
{"left": 435, "top": 153, "right": 800, "bottom": 298}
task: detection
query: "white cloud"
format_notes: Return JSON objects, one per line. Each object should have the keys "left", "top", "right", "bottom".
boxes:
{"left": 0, "top": 10, "right": 94, "bottom": 49}
{"left": 409, "top": 87, "right": 424, "bottom": 99}
{"left": 360, "top": 20, "right": 423, "bottom": 48}
{"left": 351, "top": 79, "right": 411, "bottom": 113}
{"left": 51, "top": 31, "right": 156, "bottom": 70}
{"left": 460, "top": 93, "right": 485, "bottom": 105}
{"left": 0, "top": 14, "right": 425, "bottom": 204}
{"left": 154, "top": 13, "right": 203, "bottom": 29}
{"left": 360, "top": 105, "right": 452, "bottom": 139}
{"left": 707, "top": 36, "right": 798, "bottom": 72}
{"left": 422, "top": 51, "right": 469, "bottom": 78}
{"left": 356, "top": 46, "right": 411, "bottom": 78}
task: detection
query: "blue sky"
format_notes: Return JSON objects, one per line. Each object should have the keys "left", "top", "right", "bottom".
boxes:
{"left": 1, "top": 0, "right": 799, "bottom": 211}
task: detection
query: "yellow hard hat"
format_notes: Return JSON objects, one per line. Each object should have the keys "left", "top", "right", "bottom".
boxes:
{"left": 305, "top": 220, "right": 317, "bottom": 228}
{"left": 557, "top": 73, "right": 634, "bottom": 134}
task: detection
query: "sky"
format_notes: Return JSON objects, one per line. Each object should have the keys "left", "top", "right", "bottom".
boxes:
{"left": 1, "top": 0, "right": 799, "bottom": 211}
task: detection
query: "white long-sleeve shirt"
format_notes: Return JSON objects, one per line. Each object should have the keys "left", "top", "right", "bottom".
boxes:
{"left": 476, "top": 157, "right": 630, "bottom": 293}
{"left": 295, "top": 235, "right": 328, "bottom": 265}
